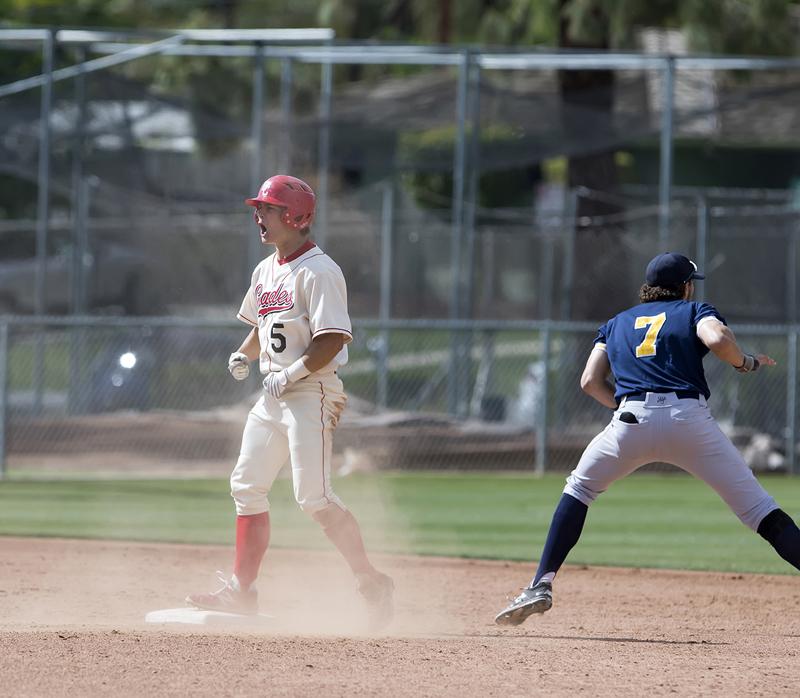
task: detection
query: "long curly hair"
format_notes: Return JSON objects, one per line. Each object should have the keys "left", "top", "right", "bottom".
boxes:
{"left": 638, "top": 283, "right": 686, "bottom": 303}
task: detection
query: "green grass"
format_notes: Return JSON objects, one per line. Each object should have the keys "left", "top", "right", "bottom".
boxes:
{"left": 1, "top": 472, "right": 799, "bottom": 575}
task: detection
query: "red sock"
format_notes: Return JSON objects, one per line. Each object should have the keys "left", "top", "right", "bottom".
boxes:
{"left": 233, "top": 512, "right": 270, "bottom": 590}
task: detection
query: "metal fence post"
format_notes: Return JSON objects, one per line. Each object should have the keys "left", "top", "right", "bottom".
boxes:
{"left": 695, "top": 195, "right": 708, "bottom": 302}
{"left": 68, "top": 49, "right": 89, "bottom": 415}
{"left": 0, "top": 322, "right": 8, "bottom": 479}
{"left": 68, "top": 179, "right": 92, "bottom": 414}
{"left": 34, "top": 29, "right": 54, "bottom": 318}
{"left": 787, "top": 329, "right": 797, "bottom": 475}
{"left": 248, "top": 42, "right": 266, "bottom": 273}
{"left": 447, "top": 49, "right": 470, "bottom": 417}
{"left": 280, "top": 57, "right": 293, "bottom": 173}
{"left": 787, "top": 222, "right": 798, "bottom": 324}
{"left": 70, "top": 47, "right": 89, "bottom": 315}
{"left": 33, "top": 29, "right": 55, "bottom": 415}
{"left": 658, "top": 56, "right": 675, "bottom": 251}
{"left": 560, "top": 188, "right": 578, "bottom": 320}
{"left": 376, "top": 181, "right": 394, "bottom": 409}
{"left": 462, "top": 57, "right": 481, "bottom": 318}
{"left": 535, "top": 323, "right": 552, "bottom": 476}
{"left": 316, "top": 49, "right": 333, "bottom": 248}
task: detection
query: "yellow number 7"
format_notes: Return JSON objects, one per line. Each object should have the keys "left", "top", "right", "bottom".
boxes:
{"left": 634, "top": 312, "right": 666, "bottom": 357}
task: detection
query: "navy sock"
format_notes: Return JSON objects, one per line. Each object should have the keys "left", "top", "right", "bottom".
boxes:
{"left": 757, "top": 509, "right": 800, "bottom": 572}
{"left": 532, "top": 493, "right": 589, "bottom": 586}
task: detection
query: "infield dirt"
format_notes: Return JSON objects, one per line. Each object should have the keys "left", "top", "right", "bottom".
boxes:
{"left": 1, "top": 537, "right": 798, "bottom": 697}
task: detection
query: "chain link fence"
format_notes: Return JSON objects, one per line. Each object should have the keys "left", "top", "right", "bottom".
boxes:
{"left": 2, "top": 32, "right": 800, "bottom": 478}
{"left": 1, "top": 317, "right": 796, "bottom": 478}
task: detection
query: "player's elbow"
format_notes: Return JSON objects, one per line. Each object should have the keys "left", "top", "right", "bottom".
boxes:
{"left": 697, "top": 322, "right": 733, "bottom": 352}
{"left": 580, "top": 372, "right": 599, "bottom": 394}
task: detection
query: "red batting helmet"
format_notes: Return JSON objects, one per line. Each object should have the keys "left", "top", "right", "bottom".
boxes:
{"left": 245, "top": 175, "right": 315, "bottom": 230}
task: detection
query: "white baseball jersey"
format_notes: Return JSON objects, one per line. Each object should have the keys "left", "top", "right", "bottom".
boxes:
{"left": 237, "top": 241, "right": 352, "bottom": 375}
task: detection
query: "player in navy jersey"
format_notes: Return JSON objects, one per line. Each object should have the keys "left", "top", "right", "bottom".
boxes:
{"left": 495, "top": 252, "right": 800, "bottom": 626}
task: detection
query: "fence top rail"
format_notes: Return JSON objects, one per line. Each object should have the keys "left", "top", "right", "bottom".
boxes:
{"left": 4, "top": 26, "right": 799, "bottom": 66}
{"left": 56, "top": 28, "right": 335, "bottom": 44}
{"left": 0, "top": 29, "right": 50, "bottom": 41}
{"left": 83, "top": 42, "right": 465, "bottom": 64}
{"left": 15, "top": 35, "right": 798, "bottom": 70}
{"left": 1, "top": 316, "right": 798, "bottom": 336}
{"left": 479, "top": 53, "right": 665, "bottom": 70}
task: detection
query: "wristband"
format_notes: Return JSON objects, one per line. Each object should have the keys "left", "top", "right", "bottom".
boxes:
{"left": 735, "top": 354, "right": 758, "bottom": 373}
{"left": 285, "top": 358, "right": 311, "bottom": 383}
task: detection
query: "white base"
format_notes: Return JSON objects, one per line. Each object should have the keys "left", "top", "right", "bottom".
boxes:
{"left": 145, "top": 607, "right": 273, "bottom": 627}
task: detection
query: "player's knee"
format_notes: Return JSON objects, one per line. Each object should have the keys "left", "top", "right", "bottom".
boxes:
{"left": 294, "top": 481, "right": 346, "bottom": 516}
{"left": 563, "top": 475, "right": 602, "bottom": 507}
{"left": 737, "top": 496, "right": 778, "bottom": 531}
{"left": 230, "top": 475, "right": 270, "bottom": 516}
{"left": 296, "top": 492, "right": 326, "bottom": 515}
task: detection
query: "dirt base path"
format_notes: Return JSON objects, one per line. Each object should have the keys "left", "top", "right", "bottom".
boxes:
{"left": 1, "top": 537, "right": 798, "bottom": 697}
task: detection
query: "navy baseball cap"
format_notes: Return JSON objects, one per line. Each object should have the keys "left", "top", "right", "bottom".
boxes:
{"left": 645, "top": 252, "right": 705, "bottom": 287}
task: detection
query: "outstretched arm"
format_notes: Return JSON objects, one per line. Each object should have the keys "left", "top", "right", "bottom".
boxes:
{"left": 580, "top": 347, "right": 617, "bottom": 409}
{"left": 696, "top": 318, "right": 775, "bottom": 372}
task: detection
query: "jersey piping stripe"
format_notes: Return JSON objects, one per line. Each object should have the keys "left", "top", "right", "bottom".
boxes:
{"left": 312, "top": 328, "right": 354, "bottom": 343}
{"left": 318, "top": 381, "right": 332, "bottom": 507}
{"left": 237, "top": 312, "right": 258, "bottom": 327}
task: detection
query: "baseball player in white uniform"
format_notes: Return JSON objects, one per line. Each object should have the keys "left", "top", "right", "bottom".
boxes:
{"left": 186, "top": 175, "right": 393, "bottom": 627}
{"left": 495, "top": 252, "right": 800, "bottom": 626}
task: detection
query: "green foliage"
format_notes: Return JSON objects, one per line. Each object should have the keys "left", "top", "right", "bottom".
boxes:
{"left": 1, "top": 0, "right": 797, "bottom": 56}
{"left": 1, "top": 473, "right": 799, "bottom": 573}
{"left": 399, "top": 124, "right": 538, "bottom": 208}
{"left": 681, "top": 0, "right": 796, "bottom": 56}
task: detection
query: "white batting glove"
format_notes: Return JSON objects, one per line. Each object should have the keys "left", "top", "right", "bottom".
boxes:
{"left": 228, "top": 352, "right": 250, "bottom": 381}
{"left": 262, "top": 358, "right": 311, "bottom": 399}
{"left": 262, "top": 370, "right": 290, "bottom": 398}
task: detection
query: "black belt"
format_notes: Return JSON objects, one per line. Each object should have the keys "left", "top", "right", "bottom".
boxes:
{"left": 621, "top": 390, "right": 701, "bottom": 402}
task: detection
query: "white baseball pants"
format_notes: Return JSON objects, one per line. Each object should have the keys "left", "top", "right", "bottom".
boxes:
{"left": 564, "top": 392, "right": 778, "bottom": 531}
{"left": 230, "top": 373, "right": 347, "bottom": 516}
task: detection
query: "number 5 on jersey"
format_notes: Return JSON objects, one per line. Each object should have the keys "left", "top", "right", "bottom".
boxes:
{"left": 634, "top": 312, "right": 666, "bottom": 357}
{"left": 270, "top": 322, "right": 286, "bottom": 353}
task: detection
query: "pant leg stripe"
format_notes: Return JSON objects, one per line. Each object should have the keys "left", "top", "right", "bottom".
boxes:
{"left": 318, "top": 381, "right": 332, "bottom": 506}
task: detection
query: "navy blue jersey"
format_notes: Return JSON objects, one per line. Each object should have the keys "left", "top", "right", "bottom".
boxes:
{"left": 594, "top": 300, "right": 725, "bottom": 401}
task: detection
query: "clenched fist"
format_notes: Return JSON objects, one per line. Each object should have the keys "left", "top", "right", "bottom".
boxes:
{"left": 228, "top": 352, "right": 250, "bottom": 381}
